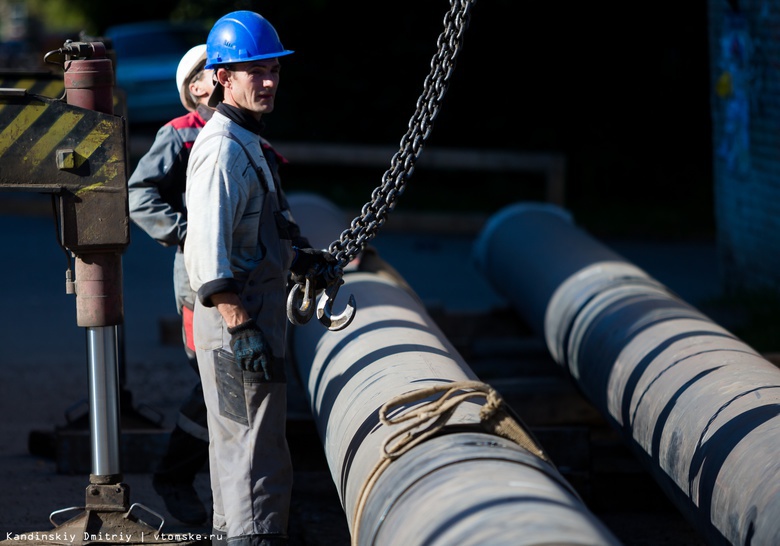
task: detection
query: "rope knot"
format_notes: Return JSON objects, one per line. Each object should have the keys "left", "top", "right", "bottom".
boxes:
{"left": 352, "top": 379, "right": 550, "bottom": 546}
{"left": 479, "top": 387, "right": 503, "bottom": 420}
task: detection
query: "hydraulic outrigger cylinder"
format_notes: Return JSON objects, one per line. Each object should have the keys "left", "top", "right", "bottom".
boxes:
{"left": 0, "top": 41, "right": 184, "bottom": 542}
{"left": 472, "top": 202, "right": 780, "bottom": 546}
{"left": 286, "top": 194, "right": 623, "bottom": 546}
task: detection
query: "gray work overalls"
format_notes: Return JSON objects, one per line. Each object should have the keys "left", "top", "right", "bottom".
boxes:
{"left": 193, "top": 137, "right": 294, "bottom": 543}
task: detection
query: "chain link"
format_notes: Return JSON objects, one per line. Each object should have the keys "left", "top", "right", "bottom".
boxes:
{"left": 328, "top": 0, "right": 476, "bottom": 268}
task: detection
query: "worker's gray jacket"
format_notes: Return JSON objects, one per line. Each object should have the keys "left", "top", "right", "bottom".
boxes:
{"left": 127, "top": 107, "right": 210, "bottom": 313}
{"left": 184, "top": 110, "right": 298, "bottom": 310}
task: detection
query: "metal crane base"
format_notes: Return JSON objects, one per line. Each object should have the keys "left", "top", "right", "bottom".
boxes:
{"left": 1, "top": 481, "right": 207, "bottom": 546}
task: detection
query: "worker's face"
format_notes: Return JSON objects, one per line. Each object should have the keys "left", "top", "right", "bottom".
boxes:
{"left": 219, "top": 59, "right": 281, "bottom": 118}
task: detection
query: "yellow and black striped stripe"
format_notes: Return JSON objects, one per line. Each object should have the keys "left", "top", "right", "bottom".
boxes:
{"left": 0, "top": 89, "right": 129, "bottom": 248}
{"left": 0, "top": 90, "right": 126, "bottom": 189}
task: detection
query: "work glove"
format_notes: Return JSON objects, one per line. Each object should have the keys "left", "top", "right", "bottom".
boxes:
{"left": 290, "top": 247, "right": 338, "bottom": 290}
{"left": 228, "top": 320, "right": 271, "bottom": 380}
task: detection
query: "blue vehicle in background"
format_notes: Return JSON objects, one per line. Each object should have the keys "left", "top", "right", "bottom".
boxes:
{"left": 105, "top": 20, "right": 208, "bottom": 125}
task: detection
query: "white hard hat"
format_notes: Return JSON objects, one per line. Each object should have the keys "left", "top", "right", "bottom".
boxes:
{"left": 176, "top": 44, "right": 207, "bottom": 112}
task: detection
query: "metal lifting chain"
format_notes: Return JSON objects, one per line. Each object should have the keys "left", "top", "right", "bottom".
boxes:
{"left": 288, "top": 0, "right": 477, "bottom": 331}
{"left": 330, "top": 0, "right": 476, "bottom": 267}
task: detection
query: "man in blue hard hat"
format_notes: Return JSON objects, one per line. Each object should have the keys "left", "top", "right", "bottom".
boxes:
{"left": 184, "top": 11, "right": 335, "bottom": 543}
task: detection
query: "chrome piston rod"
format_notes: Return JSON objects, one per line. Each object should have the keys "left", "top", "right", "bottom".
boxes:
{"left": 287, "top": 194, "right": 622, "bottom": 546}
{"left": 472, "top": 202, "right": 780, "bottom": 546}
{"left": 86, "top": 326, "right": 122, "bottom": 476}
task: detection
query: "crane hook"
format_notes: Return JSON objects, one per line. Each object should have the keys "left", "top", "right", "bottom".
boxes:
{"left": 286, "top": 275, "right": 316, "bottom": 326}
{"left": 316, "top": 278, "right": 356, "bottom": 331}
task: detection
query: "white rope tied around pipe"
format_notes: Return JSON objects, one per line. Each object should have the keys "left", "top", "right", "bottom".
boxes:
{"left": 351, "top": 380, "right": 551, "bottom": 546}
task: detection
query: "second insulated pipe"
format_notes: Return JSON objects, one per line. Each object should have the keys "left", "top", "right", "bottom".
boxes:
{"left": 472, "top": 202, "right": 780, "bottom": 546}
{"left": 287, "top": 193, "right": 622, "bottom": 546}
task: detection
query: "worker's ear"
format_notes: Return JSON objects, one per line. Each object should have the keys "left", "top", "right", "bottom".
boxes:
{"left": 191, "top": 70, "right": 214, "bottom": 99}
{"left": 216, "top": 67, "right": 231, "bottom": 87}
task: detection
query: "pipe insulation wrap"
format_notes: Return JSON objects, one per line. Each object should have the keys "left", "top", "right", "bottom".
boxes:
{"left": 287, "top": 194, "right": 622, "bottom": 546}
{"left": 292, "top": 271, "right": 484, "bottom": 510}
{"left": 472, "top": 202, "right": 780, "bottom": 546}
{"left": 364, "top": 432, "right": 616, "bottom": 546}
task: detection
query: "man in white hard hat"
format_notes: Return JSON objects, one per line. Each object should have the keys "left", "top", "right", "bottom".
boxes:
{"left": 127, "top": 43, "right": 216, "bottom": 526}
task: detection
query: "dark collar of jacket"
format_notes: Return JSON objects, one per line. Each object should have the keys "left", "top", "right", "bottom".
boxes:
{"left": 216, "top": 102, "right": 265, "bottom": 135}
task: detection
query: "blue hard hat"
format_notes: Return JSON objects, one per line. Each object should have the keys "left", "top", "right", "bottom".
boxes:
{"left": 205, "top": 11, "right": 293, "bottom": 69}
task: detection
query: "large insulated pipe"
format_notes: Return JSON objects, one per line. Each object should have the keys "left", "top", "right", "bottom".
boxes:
{"left": 287, "top": 193, "right": 622, "bottom": 546}
{"left": 472, "top": 202, "right": 780, "bottom": 546}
